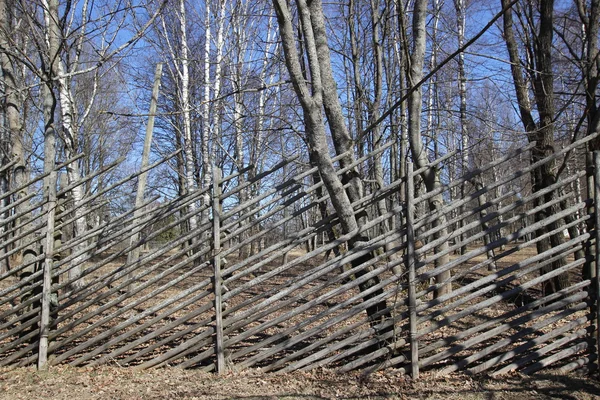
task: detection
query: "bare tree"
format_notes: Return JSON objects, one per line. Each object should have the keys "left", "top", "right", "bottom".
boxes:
{"left": 501, "top": 0, "right": 570, "bottom": 295}
{"left": 0, "top": 0, "right": 26, "bottom": 273}
{"left": 404, "top": 0, "right": 452, "bottom": 297}
{"left": 272, "top": 0, "right": 392, "bottom": 341}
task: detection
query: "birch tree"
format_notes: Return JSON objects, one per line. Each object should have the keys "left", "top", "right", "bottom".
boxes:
{"left": 179, "top": 0, "right": 198, "bottom": 235}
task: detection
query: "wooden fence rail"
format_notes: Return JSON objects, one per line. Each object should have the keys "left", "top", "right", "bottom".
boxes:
{"left": 0, "top": 134, "right": 598, "bottom": 378}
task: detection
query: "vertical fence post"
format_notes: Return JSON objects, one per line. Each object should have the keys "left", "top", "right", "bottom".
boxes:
{"left": 212, "top": 166, "right": 225, "bottom": 373}
{"left": 38, "top": 169, "right": 57, "bottom": 370}
{"left": 585, "top": 152, "right": 596, "bottom": 370}
{"left": 406, "top": 162, "right": 419, "bottom": 379}
{"left": 592, "top": 152, "right": 600, "bottom": 372}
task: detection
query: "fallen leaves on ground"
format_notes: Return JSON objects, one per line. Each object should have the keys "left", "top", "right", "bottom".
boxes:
{"left": 0, "top": 366, "right": 599, "bottom": 399}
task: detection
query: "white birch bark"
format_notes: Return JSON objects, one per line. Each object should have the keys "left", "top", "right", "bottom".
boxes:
{"left": 454, "top": 0, "right": 469, "bottom": 255}
{"left": 201, "top": 0, "right": 212, "bottom": 196}
{"left": 179, "top": 0, "right": 198, "bottom": 236}
{"left": 43, "top": 0, "right": 87, "bottom": 289}
{"left": 211, "top": 0, "right": 227, "bottom": 149}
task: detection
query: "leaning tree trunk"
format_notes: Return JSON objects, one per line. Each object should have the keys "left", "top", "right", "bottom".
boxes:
{"left": 273, "top": 0, "right": 392, "bottom": 344}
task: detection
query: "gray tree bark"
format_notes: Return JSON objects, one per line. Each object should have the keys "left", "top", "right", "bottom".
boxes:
{"left": 501, "top": 0, "right": 569, "bottom": 295}
{"left": 273, "top": 0, "right": 392, "bottom": 343}
{"left": 0, "top": 0, "right": 27, "bottom": 273}
{"left": 405, "top": 0, "right": 452, "bottom": 297}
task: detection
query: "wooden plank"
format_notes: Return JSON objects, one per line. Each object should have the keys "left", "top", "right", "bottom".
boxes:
{"left": 221, "top": 156, "right": 299, "bottom": 200}
{"left": 560, "top": 356, "right": 591, "bottom": 373}
{"left": 338, "top": 338, "right": 405, "bottom": 372}
{"left": 413, "top": 188, "right": 516, "bottom": 243}
{"left": 363, "top": 354, "right": 407, "bottom": 375}
{"left": 38, "top": 168, "right": 57, "bottom": 370}
{"left": 0, "top": 153, "right": 84, "bottom": 204}
{"left": 417, "top": 245, "right": 586, "bottom": 325}
{"left": 220, "top": 164, "right": 254, "bottom": 185}
{"left": 212, "top": 166, "right": 226, "bottom": 373}
{"left": 56, "top": 187, "right": 207, "bottom": 262}
{"left": 221, "top": 142, "right": 396, "bottom": 236}
{"left": 169, "top": 336, "right": 216, "bottom": 369}
{"left": 228, "top": 275, "right": 403, "bottom": 369}
{"left": 54, "top": 230, "right": 211, "bottom": 317}
{"left": 422, "top": 214, "right": 589, "bottom": 302}
{"left": 406, "top": 162, "right": 418, "bottom": 379}
{"left": 220, "top": 172, "right": 406, "bottom": 283}
{"left": 223, "top": 230, "right": 404, "bottom": 334}
{"left": 416, "top": 231, "right": 587, "bottom": 314}
{"left": 418, "top": 280, "right": 590, "bottom": 357}
{"left": 419, "top": 291, "right": 588, "bottom": 369}
{"left": 57, "top": 277, "right": 214, "bottom": 366}
{"left": 221, "top": 229, "right": 406, "bottom": 325}
{"left": 0, "top": 191, "right": 35, "bottom": 218}
{"left": 298, "top": 323, "right": 404, "bottom": 373}
{"left": 49, "top": 260, "right": 212, "bottom": 363}
{"left": 417, "top": 202, "right": 588, "bottom": 289}
{"left": 223, "top": 200, "right": 407, "bottom": 301}
{"left": 594, "top": 150, "right": 600, "bottom": 373}
{"left": 414, "top": 131, "right": 598, "bottom": 206}
{"left": 53, "top": 202, "right": 212, "bottom": 300}
{"left": 56, "top": 151, "right": 183, "bottom": 221}
{"left": 272, "top": 318, "right": 383, "bottom": 373}
{"left": 416, "top": 172, "right": 583, "bottom": 260}
{"left": 89, "top": 308, "right": 214, "bottom": 368}
{"left": 0, "top": 158, "right": 17, "bottom": 175}
{"left": 417, "top": 256, "right": 586, "bottom": 340}
{"left": 461, "top": 313, "right": 589, "bottom": 375}
{"left": 499, "top": 332, "right": 589, "bottom": 375}
{"left": 113, "top": 308, "right": 215, "bottom": 366}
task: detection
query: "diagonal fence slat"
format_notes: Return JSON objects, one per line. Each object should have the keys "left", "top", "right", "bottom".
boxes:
{"left": 0, "top": 135, "right": 597, "bottom": 377}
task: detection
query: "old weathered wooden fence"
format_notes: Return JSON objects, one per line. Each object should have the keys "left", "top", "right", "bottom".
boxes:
{"left": 0, "top": 133, "right": 598, "bottom": 377}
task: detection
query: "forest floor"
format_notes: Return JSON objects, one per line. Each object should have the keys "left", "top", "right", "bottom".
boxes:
{"left": 1, "top": 365, "right": 600, "bottom": 399}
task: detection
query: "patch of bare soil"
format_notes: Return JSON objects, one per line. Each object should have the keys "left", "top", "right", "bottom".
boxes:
{"left": 0, "top": 367, "right": 599, "bottom": 400}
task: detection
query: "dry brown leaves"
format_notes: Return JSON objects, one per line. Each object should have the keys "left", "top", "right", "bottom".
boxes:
{"left": 1, "top": 366, "right": 599, "bottom": 400}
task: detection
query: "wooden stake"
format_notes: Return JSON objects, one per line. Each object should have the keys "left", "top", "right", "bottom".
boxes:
{"left": 406, "top": 162, "right": 418, "bottom": 379}
{"left": 38, "top": 169, "right": 57, "bottom": 370}
{"left": 213, "top": 166, "right": 226, "bottom": 373}
{"left": 593, "top": 151, "right": 600, "bottom": 372}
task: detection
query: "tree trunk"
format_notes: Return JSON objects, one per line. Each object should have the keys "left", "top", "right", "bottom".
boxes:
{"left": 455, "top": 0, "right": 469, "bottom": 255}
{"left": 44, "top": 0, "right": 87, "bottom": 289}
{"left": 0, "top": 0, "right": 27, "bottom": 272}
{"left": 501, "top": 0, "right": 569, "bottom": 295}
{"left": 179, "top": 0, "right": 198, "bottom": 240}
{"left": 273, "top": 0, "right": 392, "bottom": 345}
{"left": 405, "top": 0, "right": 452, "bottom": 297}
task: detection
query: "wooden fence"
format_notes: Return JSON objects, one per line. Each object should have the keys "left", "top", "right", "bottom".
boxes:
{"left": 0, "top": 133, "right": 598, "bottom": 377}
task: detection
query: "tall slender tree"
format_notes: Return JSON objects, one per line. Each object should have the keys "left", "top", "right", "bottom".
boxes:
{"left": 501, "top": 0, "right": 569, "bottom": 295}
